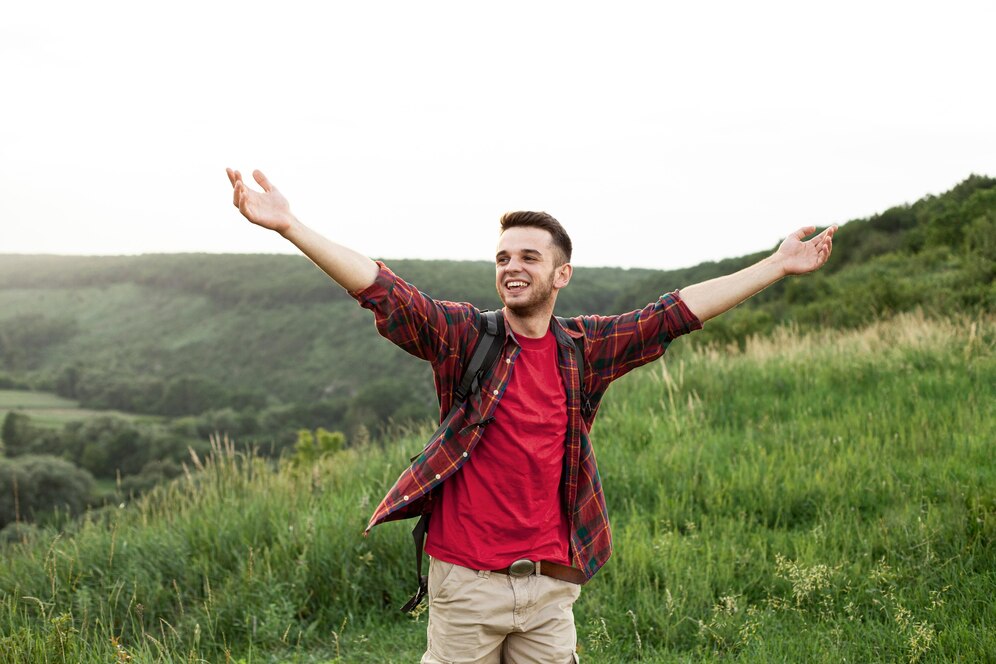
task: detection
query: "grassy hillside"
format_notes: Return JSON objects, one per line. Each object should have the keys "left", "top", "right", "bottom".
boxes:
{"left": 1, "top": 175, "right": 993, "bottom": 427}
{"left": 1, "top": 312, "right": 992, "bottom": 662}
{"left": 614, "top": 174, "right": 996, "bottom": 346}
{"left": 1, "top": 173, "right": 993, "bottom": 499}
{"left": 2, "top": 175, "right": 993, "bottom": 427}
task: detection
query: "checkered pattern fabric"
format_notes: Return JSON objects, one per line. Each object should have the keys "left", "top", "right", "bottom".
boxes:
{"left": 351, "top": 262, "right": 701, "bottom": 580}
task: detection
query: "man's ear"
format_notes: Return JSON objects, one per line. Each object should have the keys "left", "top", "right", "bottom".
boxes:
{"left": 554, "top": 263, "right": 572, "bottom": 289}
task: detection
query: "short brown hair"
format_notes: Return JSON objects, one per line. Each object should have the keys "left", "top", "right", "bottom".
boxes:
{"left": 499, "top": 211, "right": 573, "bottom": 265}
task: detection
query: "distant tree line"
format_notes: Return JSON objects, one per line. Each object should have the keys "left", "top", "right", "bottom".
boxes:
{"left": 51, "top": 368, "right": 270, "bottom": 417}
{"left": 0, "top": 375, "right": 430, "bottom": 528}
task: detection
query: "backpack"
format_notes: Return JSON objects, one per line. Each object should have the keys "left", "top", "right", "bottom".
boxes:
{"left": 400, "top": 310, "right": 590, "bottom": 611}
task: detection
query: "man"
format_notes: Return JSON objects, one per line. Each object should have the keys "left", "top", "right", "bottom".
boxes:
{"left": 226, "top": 168, "right": 835, "bottom": 663}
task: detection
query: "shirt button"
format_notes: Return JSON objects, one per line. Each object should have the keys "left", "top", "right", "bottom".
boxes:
{"left": 493, "top": 389, "right": 499, "bottom": 396}
{"left": 505, "top": 358, "right": 511, "bottom": 364}
{"left": 462, "top": 452, "right": 468, "bottom": 457}
{"left": 402, "top": 495, "right": 409, "bottom": 501}
{"left": 435, "top": 474, "right": 441, "bottom": 480}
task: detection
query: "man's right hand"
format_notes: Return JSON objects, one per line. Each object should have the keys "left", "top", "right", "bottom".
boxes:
{"left": 226, "top": 168, "right": 295, "bottom": 235}
{"left": 226, "top": 166, "right": 379, "bottom": 293}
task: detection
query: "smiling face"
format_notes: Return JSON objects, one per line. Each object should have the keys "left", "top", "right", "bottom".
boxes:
{"left": 495, "top": 226, "right": 571, "bottom": 318}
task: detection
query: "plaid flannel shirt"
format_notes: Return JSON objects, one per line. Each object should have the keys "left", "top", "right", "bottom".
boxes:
{"left": 351, "top": 261, "right": 701, "bottom": 579}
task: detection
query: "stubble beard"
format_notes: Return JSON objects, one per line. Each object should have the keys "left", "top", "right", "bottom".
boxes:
{"left": 499, "top": 270, "right": 556, "bottom": 318}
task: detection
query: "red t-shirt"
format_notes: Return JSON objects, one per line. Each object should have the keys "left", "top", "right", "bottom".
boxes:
{"left": 425, "top": 328, "right": 570, "bottom": 569}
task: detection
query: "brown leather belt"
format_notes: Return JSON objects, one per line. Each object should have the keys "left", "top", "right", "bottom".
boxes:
{"left": 491, "top": 559, "right": 587, "bottom": 585}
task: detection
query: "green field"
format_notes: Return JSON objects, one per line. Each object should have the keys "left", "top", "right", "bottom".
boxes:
{"left": 0, "top": 312, "right": 993, "bottom": 662}
{"left": 0, "top": 389, "right": 152, "bottom": 430}
{"left": 0, "top": 389, "right": 79, "bottom": 410}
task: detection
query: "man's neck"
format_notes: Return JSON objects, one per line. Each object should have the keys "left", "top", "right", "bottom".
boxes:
{"left": 504, "top": 305, "right": 555, "bottom": 339}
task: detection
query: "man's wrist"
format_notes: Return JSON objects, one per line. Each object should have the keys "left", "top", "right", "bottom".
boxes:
{"left": 763, "top": 253, "right": 790, "bottom": 280}
{"left": 278, "top": 215, "right": 304, "bottom": 240}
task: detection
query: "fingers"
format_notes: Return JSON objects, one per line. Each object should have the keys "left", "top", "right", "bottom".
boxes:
{"left": 232, "top": 178, "right": 243, "bottom": 209}
{"left": 235, "top": 196, "right": 252, "bottom": 221}
{"left": 812, "top": 225, "right": 837, "bottom": 249}
{"left": 227, "top": 168, "right": 243, "bottom": 208}
{"left": 816, "top": 236, "right": 833, "bottom": 266}
{"left": 228, "top": 168, "right": 258, "bottom": 214}
{"left": 253, "top": 169, "right": 274, "bottom": 193}
{"left": 790, "top": 226, "right": 817, "bottom": 241}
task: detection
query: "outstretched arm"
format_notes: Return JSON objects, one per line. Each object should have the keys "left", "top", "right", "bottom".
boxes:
{"left": 678, "top": 225, "right": 836, "bottom": 323}
{"left": 226, "top": 168, "right": 379, "bottom": 293}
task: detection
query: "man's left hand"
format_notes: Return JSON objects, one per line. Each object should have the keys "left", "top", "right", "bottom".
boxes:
{"left": 773, "top": 225, "right": 837, "bottom": 276}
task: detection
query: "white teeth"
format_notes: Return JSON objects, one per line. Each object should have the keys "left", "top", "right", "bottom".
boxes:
{"left": 507, "top": 281, "right": 528, "bottom": 288}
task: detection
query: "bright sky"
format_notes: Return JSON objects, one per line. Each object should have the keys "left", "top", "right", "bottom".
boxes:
{"left": 3, "top": 1, "right": 995, "bottom": 269}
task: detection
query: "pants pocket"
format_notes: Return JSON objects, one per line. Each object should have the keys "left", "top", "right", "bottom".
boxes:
{"left": 427, "top": 557, "right": 461, "bottom": 602}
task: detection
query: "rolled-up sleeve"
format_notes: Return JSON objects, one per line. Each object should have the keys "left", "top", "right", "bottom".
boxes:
{"left": 350, "top": 261, "right": 477, "bottom": 366}
{"left": 580, "top": 290, "right": 702, "bottom": 386}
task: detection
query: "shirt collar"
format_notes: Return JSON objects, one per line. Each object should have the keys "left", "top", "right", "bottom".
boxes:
{"left": 496, "top": 310, "right": 583, "bottom": 347}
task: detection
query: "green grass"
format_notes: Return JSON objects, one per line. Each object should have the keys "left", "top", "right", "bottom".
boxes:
{"left": 0, "top": 312, "right": 993, "bottom": 662}
{"left": 0, "top": 389, "right": 153, "bottom": 429}
{"left": 0, "top": 390, "right": 78, "bottom": 410}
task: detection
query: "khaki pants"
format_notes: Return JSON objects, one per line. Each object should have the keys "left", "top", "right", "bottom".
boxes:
{"left": 421, "top": 557, "right": 581, "bottom": 664}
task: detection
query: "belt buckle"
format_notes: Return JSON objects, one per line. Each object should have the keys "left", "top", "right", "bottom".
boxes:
{"left": 508, "top": 559, "right": 535, "bottom": 577}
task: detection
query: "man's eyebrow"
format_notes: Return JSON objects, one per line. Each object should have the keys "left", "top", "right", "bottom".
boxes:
{"left": 495, "top": 248, "right": 544, "bottom": 259}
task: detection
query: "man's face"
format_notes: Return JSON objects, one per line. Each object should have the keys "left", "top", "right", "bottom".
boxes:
{"left": 495, "top": 226, "right": 570, "bottom": 317}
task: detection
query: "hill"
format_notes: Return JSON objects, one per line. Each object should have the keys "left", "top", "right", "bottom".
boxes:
{"left": 0, "top": 173, "right": 993, "bottom": 441}
{"left": 0, "top": 257, "right": 655, "bottom": 423}
{"left": 1, "top": 312, "right": 992, "bottom": 661}
{"left": 0, "top": 176, "right": 993, "bottom": 659}
{"left": 613, "top": 174, "right": 995, "bottom": 346}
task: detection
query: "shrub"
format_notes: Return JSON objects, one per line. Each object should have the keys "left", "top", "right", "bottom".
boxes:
{"left": 0, "top": 455, "right": 94, "bottom": 527}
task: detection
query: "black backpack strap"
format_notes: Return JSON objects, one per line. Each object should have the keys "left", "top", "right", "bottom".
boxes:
{"left": 453, "top": 311, "right": 505, "bottom": 403}
{"left": 557, "top": 316, "right": 593, "bottom": 419}
{"left": 401, "top": 310, "right": 506, "bottom": 612}
{"left": 400, "top": 512, "right": 431, "bottom": 612}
